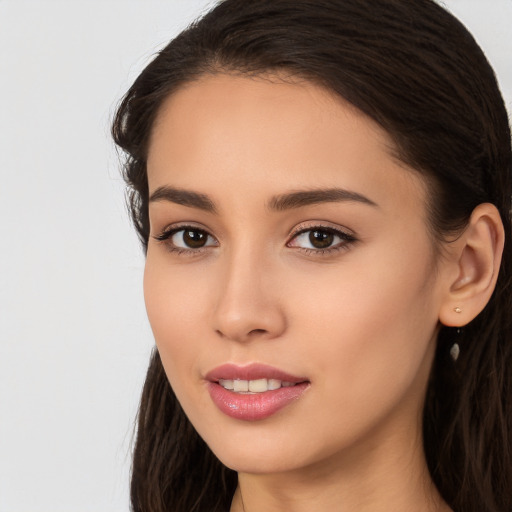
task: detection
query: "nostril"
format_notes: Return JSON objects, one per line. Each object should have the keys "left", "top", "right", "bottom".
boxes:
{"left": 215, "top": 327, "right": 270, "bottom": 342}
{"left": 213, "top": 304, "right": 287, "bottom": 342}
{"left": 248, "top": 329, "right": 267, "bottom": 336}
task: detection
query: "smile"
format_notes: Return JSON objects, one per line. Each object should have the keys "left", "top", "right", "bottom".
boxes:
{"left": 218, "top": 378, "right": 297, "bottom": 393}
{"left": 205, "top": 364, "right": 310, "bottom": 421}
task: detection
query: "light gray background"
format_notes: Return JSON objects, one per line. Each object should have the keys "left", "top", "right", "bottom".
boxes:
{"left": 0, "top": 1, "right": 510, "bottom": 511}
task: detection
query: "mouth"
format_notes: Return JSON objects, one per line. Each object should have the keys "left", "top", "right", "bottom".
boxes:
{"left": 205, "top": 363, "right": 310, "bottom": 421}
{"left": 217, "top": 378, "right": 299, "bottom": 393}
{"left": 205, "top": 362, "right": 308, "bottom": 391}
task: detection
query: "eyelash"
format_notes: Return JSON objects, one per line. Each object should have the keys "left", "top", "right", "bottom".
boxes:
{"left": 153, "top": 223, "right": 357, "bottom": 256}
{"left": 287, "top": 223, "right": 357, "bottom": 255}
{"left": 153, "top": 224, "right": 217, "bottom": 256}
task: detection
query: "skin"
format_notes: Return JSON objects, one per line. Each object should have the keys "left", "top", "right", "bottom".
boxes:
{"left": 144, "top": 74, "right": 458, "bottom": 511}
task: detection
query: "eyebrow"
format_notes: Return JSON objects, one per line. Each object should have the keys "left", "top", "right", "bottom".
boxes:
{"left": 149, "top": 186, "right": 217, "bottom": 213}
{"left": 148, "top": 186, "right": 378, "bottom": 213}
{"left": 268, "top": 188, "right": 378, "bottom": 211}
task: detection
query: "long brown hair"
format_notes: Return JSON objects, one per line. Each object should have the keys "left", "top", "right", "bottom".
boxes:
{"left": 112, "top": 1, "right": 512, "bottom": 510}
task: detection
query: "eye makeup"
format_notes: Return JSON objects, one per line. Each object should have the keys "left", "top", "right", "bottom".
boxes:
{"left": 153, "top": 220, "right": 357, "bottom": 258}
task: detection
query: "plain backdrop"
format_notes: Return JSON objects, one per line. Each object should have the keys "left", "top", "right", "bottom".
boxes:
{"left": 0, "top": 1, "right": 510, "bottom": 511}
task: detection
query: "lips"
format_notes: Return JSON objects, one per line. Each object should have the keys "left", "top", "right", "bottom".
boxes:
{"left": 205, "top": 363, "right": 310, "bottom": 421}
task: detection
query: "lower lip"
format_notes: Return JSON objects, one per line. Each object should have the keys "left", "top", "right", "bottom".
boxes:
{"left": 207, "top": 381, "right": 309, "bottom": 421}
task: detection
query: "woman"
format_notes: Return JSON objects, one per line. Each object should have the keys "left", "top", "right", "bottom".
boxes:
{"left": 112, "top": 0, "right": 512, "bottom": 511}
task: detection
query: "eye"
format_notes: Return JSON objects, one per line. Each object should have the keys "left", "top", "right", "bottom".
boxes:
{"left": 154, "top": 226, "right": 218, "bottom": 252}
{"left": 288, "top": 225, "right": 356, "bottom": 253}
{"left": 172, "top": 228, "right": 215, "bottom": 249}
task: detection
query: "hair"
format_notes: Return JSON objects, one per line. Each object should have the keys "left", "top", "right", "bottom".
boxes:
{"left": 112, "top": 1, "right": 512, "bottom": 511}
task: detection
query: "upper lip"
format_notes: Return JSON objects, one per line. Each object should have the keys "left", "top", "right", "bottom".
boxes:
{"left": 205, "top": 363, "right": 308, "bottom": 383}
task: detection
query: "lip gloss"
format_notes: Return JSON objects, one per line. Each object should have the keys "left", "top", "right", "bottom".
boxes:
{"left": 205, "top": 363, "right": 310, "bottom": 421}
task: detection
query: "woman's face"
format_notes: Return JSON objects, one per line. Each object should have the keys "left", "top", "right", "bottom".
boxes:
{"left": 145, "top": 75, "right": 451, "bottom": 475}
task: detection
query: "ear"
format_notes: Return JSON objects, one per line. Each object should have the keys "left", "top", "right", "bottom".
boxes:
{"left": 438, "top": 203, "right": 505, "bottom": 327}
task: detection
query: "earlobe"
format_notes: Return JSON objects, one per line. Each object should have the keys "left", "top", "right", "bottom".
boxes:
{"left": 439, "top": 203, "right": 504, "bottom": 327}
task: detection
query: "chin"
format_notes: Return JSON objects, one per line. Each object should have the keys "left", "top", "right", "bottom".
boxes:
{"left": 198, "top": 420, "right": 324, "bottom": 475}
{"left": 213, "top": 445, "right": 303, "bottom": 475}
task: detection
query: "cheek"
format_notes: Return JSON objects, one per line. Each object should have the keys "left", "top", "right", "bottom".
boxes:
{"left": 143, "top": 254, "right": 211, "bottom": 384}
{"left": 292, "top": 247, "right": 438, "bottom": 418}
{"left": 143, "top": 249, "right": 214, "bottom": 327}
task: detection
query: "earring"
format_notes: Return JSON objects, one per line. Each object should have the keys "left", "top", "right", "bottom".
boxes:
{"left": 450, "top": 328, "right": 461, "bottom": 361}
{"left": 454, "top": 307, "right": 462, "bottom": 314}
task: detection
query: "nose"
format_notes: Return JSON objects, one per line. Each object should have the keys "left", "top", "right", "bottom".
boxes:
{"left": 212, "top": 250, "right": 287, "bottom": 343}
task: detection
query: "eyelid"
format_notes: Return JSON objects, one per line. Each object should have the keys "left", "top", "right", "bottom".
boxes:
{"left": 288, "top": 221, "right": 356, "bottom": 240}
{"left": 153, "top": 222, "right": 215, "bottom": 241}
{"left": 152, "top": 222, "right": 219, "bottom": 255}
{"left": 286, "top": 221, "right": 357, "bottom": 254}
{"left": 151, "top": 220, "right": 356, "bottom": 256}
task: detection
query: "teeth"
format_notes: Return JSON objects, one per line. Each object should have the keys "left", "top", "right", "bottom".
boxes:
{"left": 233, "top": 380, "right": 249, "bottom": 392}
{"left": 268, "top": 379, "right": 281, "bottom": 390}
{"left": 218, "top": 378, "right": 296, "bottom": 393}
{"left": 248, "top": 378, "right": 267, "bottom": 392}
{"left": 219, "top": 379, "right": 234, "bottom": 390}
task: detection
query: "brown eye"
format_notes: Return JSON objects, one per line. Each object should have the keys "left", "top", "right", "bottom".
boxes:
{"left": 181, "top": 229, "right": 208, "bottom": 248}
{"left": 164, "top": 228, "right": 217, "bottom": 250}
{"left": 288, "top": 225, "right": 356, "bottom": 254}
{"left": 309, "top": 230, "right": 334, "bottom": 249}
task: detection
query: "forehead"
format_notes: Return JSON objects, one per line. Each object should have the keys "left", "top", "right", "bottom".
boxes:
{"left": 147, "top": 74, "right": 428, "bottom": 218}
{"left": 150, "top": 73, "right": 392, "bottom": 156}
